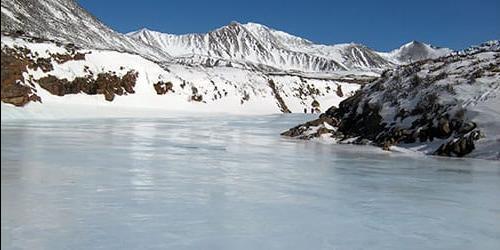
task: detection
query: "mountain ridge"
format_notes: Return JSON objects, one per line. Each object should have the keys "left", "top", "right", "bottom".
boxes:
{"left": 1, "top": 0, "right": 454, "bottom": 74}
{"left": 127, "top": 21, "right": 454, "bottom": 73}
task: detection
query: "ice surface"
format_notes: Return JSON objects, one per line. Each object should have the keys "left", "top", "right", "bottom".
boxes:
{"left": 1, "top": 115, "right": 500, "bottom": 250}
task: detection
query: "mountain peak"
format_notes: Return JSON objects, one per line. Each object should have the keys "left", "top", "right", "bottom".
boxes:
{"left": 135, "top": 27, "right": 153, "bottom": 34}
{"left": 402, "top": 40, "right": 426, "bottom": 48}
{"left": 125, "top": 27, "right": 159, "bottom": 37}
{"left": 228, "top": 21, "right": 242, "bottom": 27}
{"left": 139, "top": 27, "right": 153, "bottom": 33}
{"left": 388, "top": 40, "right": 453, "bottom": 63}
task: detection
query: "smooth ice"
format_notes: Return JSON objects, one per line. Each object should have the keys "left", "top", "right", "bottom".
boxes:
{"left": 1, "top": 114, "right": 500, "bottom": 250}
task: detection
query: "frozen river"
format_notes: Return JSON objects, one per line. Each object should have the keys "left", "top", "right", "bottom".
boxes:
{"left": 2, "top": 114, "right": 500, "bottom": 249}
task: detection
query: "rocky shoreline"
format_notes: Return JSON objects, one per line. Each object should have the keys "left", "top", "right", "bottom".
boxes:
{"left": 282, "top": 41, "right": 500, "bottom": 158}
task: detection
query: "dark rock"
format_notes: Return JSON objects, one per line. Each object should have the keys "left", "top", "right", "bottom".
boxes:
{"left": 153, "top": 81, "right": 174, "bottom": 95}
{"left": 336, "top": 85, "right": 344, "bottom": 97}
{"left": 268, "top": 79, "right": 291, "bottom": 113}
{"left": 38, "top": 75, "right": 69, "bottom": 96}
{"left": 434, "top": 131, "right": 481, "bottom": 157}
{"left": 311, "top": 100, "right": 320, "bottom": 108}
{"left": 37, "top": 70, "right": 138, "bottom": 101}
{"left": 1, "top": 48, "right": 40, "bottom": 106}
{"left": 458, "top": 121, "right": 477, "bottom": 134}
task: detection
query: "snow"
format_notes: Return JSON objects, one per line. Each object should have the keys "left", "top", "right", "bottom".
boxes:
{"left": 371, "top": 48, "right": 500, "bottom": 160}
{"left": 467, "top": 94, "right": 500, "bottom": 160}
{"left": 126, "top": 22, "right": 397, "bottom": 73}
{"left": 284, "top": 41, "right": 500, "bottom": 160}
{"left": 1, "top": 36, "right": 361, "bottom": 119}
{"left": 380, "top": 41, "right": 453, "bottom": 64}
{"left": 1, "top": 6, "right": 20, "bottom": 23}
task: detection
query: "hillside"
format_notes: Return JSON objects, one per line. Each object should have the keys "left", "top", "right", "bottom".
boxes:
{"left": 1, "top": 33, "right": 367, "bottom": 118}
{"left": 282, "top": 41, "right": 500, "bottom": 160}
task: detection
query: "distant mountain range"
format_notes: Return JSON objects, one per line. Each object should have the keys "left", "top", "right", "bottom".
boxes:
{"left": 2, "top": 0, "right": 452, "bottom": 73}
{"left": 128, "top": 23, "right": 453, "bottom": 72}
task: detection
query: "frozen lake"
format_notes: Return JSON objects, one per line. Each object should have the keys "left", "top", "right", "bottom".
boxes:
{"left": 2, "top": 114, "right": 500, "bottom": 250}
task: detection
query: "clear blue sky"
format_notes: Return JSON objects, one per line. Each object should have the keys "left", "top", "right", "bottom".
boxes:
{"left": 77, "top": 0, "right": 499, "bottom": 51}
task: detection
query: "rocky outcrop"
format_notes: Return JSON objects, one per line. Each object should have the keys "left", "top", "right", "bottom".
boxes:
{"left": 336, "top": 85, "right": 344, "bottom": 97}
{"left": 281, "top": 116, "right": 338, "bottom": 139}
{"left": 1, "top": 38, "right": 140, "bottom": 104}
{"left": 190, "top": 86, "right": 203, "bottom": 102}
{"left": 268, "top": 79, "right": 291, "bottom": 113}
{"left": 1, "top": 47, "right": 41, "bottom": 106}
{"left": 38, "top": 70, "right": 138, "bottom": 101}
{"left": 153, "top": 81, "right": 174, "bottom": 95}
{"left": 50, "top": 52, "right": 87, "bottom": 64}
{"left": 1, "top": 39, "right": 91, "bottom": 105}
{"left": 434, "top": 131, "right": 482, "bottom": 157}
{"left": 282, "top": 43, "right": 500, "bottom": 158}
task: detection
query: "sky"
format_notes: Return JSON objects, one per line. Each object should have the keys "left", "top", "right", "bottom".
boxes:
{"left": 77, "top": 0, "right": 499, "bottom": 51}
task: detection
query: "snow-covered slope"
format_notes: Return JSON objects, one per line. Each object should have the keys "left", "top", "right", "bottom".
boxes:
{"left": 282, "top": 41, "right": 500, "bottom": 160}
{"left": 381, "top": 41, "right": 453, "bottom": 64}
{"left": 128, "top": 22, "right": 344, "bottom": 72}
{"left": 127, "top": 22, "right": 395, "bottom": 73}
{"left": 1, "top": 0, "right": 170, "bottom": 61}
{"left": 1, "top": 34, "right": 366, "bottom": 118}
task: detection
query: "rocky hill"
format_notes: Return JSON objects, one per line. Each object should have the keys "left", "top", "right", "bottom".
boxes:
{"left": 282, "top": 41, "right": 500, "bottom": 160}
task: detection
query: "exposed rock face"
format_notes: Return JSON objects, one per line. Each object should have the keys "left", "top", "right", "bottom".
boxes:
{"left": 1, "top": 39, "right": 139, "bottom": 104}
{"left": 282, "top": 43, "right": 500, "bottom": 158}
{"left": 1, "top": 46, "right": 41, "bottom": 106}
{"left": 190, "top": 86, "right": 203, "bottom": 102}
{"left": 336, "top": 85, "right": 344, "bottom": 97}
{"left": 268, "top": 79, "right": 291, "bottom": 113}
{"left": 37, "top": 70, "right": 138, "bottom": 101}
{"left": 50, "top": 51, "right": 87, "bottom": 64}
{"left": 153, "top": 81, "right": 174, "bottom": 95}
{"left": 434, "top": 131, "right": 482, "bottom": 157}
{"left": 281, "top": 116, "right": 338, "bottom": 139}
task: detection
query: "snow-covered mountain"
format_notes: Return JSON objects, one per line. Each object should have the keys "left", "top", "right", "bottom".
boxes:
{"left": 0, "top": 0, "right": 170, "bottom": 61}
{"left": 2, "top": 0, "right": 388, "bottom": 116}
{"left": 282, "top": 41, "right": 500, "bottom": 160}
{"left": 127, "top": 22, "right": 397, "bottom": 73}
{"left": 1, "top": 0, "right": 452, "bottom": 74}
{"left": 1, "top": 34, "right": 367, "bottom": 116}
{"left": 381, "top": 41, "right": 453, "bottom": 64}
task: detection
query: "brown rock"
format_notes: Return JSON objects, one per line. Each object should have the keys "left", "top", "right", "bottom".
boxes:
{"left": 434, "top": 131, "right": 481, "bottom": 157}
{"left": 336, "top": 85, "right": 344, "bottom": 97}
{"left": 1, "top": 48, "right": 37, "bottom": 106}
{"left": 38, "top": 75, "right": 68, "bottom": 96}
{"left": 153, "top": 81, "right": 174, "bottom": 95}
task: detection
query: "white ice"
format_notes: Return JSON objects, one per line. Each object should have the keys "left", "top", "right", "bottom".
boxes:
{"left": 2, "top": 114, "right": 500, "bottom": 250}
